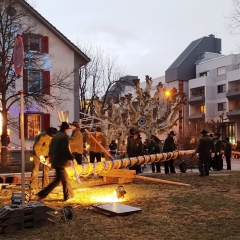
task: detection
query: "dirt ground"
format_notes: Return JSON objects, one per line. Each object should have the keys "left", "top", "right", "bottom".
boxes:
{"left": 1, "top": 171, "right": 240, "bottom": 240}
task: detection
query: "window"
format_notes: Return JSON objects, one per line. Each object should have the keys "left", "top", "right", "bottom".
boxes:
{"left": 217, "top": 84, "right": 226, "bottom": 93}
{"left": 23, "top": 69, "right": 50, "bottom": 95}
{"left": 199, "top": 71, "right": 209, "bottom": 77}
{"left": 27, "top": 114, "right": 41, "bottom": 139}
{"left": 217, "top": 66, "right": 226, "bottom": 76}
{"left": 218, "top": 102, "right": 226, "bottom": 111}
{"left": 23, "top": 34, "right": 49, "bottom": 53}
{"left": 20, "top": 113, "right": 50, "bottom": 139}
{"left": 29, "top": 35, "right": 41, "bottom": 52}
{"left": 200, "top": 105, "right": 205, "bottom": 114}
{"left": 191, "top": 87, "right": 205, "bottom": 97}
{"left": 28, "top": 70, "right": 42, "bottom": 93}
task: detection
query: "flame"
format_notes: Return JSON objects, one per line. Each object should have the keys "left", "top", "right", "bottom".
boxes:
{"left": 89, "top": 190, "right": 123, "bottom": 203}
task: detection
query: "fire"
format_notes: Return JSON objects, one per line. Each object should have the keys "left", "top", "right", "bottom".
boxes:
{"left": 89, "top": 190, "right": 123, "bottom": 203}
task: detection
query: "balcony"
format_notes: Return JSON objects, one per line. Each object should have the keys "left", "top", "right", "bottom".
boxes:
{"left": 226, "top": 90, "right": 240, "bottom": 100}
{"left": 188, "top": 113, "right": 205, "bottom": 120}
{"left": 188, "top": 95, "right": 205, "bottom": 105}
{"left": 227, "top": 68, "right": 240, "bottom": 82}
{"left": 226, "top": 110, "right": 240, "bottom": 118}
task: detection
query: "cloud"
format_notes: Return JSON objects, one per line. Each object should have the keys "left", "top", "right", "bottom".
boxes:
{"left": 82, "top": 23, "right": 138, "bottom": 46}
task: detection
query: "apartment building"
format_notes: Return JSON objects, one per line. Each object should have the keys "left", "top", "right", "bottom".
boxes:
{"left": 189, "top": 53, "right": 240, "bottom": 142}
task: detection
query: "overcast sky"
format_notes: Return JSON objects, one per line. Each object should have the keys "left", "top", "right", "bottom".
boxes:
{"left": 33, "top": 0, "right": 239, "bottom": 81}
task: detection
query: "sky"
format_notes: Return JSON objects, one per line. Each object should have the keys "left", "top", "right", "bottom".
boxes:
{"left": 31, "top": 0, "right": 240, "bottom": 82}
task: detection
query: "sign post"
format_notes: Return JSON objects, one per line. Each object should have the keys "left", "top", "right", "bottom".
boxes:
{"left": 14, "top": 34, "right": 25, "bottom": 205}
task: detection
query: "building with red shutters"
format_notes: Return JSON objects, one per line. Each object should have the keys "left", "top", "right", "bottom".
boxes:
{"left": 7, "top": 0, "right": 90, "bottom": 150}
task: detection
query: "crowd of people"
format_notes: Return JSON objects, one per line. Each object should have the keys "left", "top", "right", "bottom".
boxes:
{"left": 30, "top": 122, "right": 235, "bottom": 202}
{"left": 197, "top": 129, "right": 233, "bottom": 177}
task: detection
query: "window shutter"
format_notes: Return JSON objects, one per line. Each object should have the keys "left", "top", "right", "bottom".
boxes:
{"left": 19, "top": 113, "right": 28, "bottom": 139}
{"left": 42, "top": 71, "right": 50, "bottom": 94}
{"left": 42, "top": 113, "right": 50, "bottom": 132}
{"left": 22, "top": 34, "right": 29, "bottom": 51}
{"left": 41, "top": 36, "right": 49, "bottom": 54}
{"left": 23, "top": 69, "right": 28, "bottom": 94}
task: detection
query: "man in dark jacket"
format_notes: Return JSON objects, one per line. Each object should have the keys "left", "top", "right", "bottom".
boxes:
{"left": 127, "top": 128, "right": 135, "bottom": 144}
{"left": 37, "top": 122, "right": 74, "bottom": 202}
{"left": 127, "top": 131, "right": 142, "bottom": 174}
{"left": 222, "top": 137, "right": 232, "bottom": 170}
{"left": 69, "top": 121, "right": 83, "bottom": 165}
{"left": 30, "top": 127, "right": 57, "bottom": 193}
{"left": 196, "top": 129, "right": 215, "bottom": 177}
{"left": 163, "top": 131, "right": 176, "bottom": 174}
{"left": 213, "top": 132, "right": 222, "bottom": 171}
{"left": 149, "top": 135, "right": 161, "bottom": 173}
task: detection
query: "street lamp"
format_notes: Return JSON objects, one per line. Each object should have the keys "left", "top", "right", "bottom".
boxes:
{"left": 164, "top": 90, "right": 171, "bottom": 97}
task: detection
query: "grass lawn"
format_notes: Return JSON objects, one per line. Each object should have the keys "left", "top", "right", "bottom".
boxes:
{"left": 1, "top": 171, "right": 240, "bottom": 240}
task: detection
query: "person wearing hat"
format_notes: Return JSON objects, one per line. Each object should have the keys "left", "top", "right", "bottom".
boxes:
{"left": 69, "top": 121, "right": 83, "bottom": 165}
{"left": 196, "top": 129, "right": 215, "bottom": 176}
{"left": 127, "top": 128, "right": 135, "bottom": 143}
{"left": 29, "top": 127, "right": 57, "bottom": 194}
{"left": 163, "top": 131, "right": 177, "bottom": 174}
{"left": 87, "top": 127, "right": 107, "bottom": 163}
{"left": 149, "top": 135, "right": 161, "bottom": 173}
{"left": 127, "top": 131, "right": 143, "bottom": 174}
{"left": 109, "top": 140, "right": 117, "bottom": 159}
{"left": 222, "top": 137, "right": 232, "bottom": 170}
{"left": 213, "top": 132, "right": 222, "bottom": 171}
{"left": 37, "top": 122, "right": 75, "bottom": 202}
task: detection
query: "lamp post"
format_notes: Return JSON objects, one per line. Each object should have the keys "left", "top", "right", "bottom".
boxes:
{"left": 14, "top": 34, "right": 25, "bottom": 205}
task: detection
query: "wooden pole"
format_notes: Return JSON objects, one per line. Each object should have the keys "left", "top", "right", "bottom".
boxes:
{"left": 84, "top": 129, "right": 115, "bottom": 160}
{"left": 135, "top": 175, "right": 190, "bottom": 187}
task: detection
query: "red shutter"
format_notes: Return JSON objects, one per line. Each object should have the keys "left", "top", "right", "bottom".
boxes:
{"left": 19, "top": 113, "right": 28, "bottom": 139}
{"left": 42, "top": 71, "right": 50, "bottom": 94}
{"left": 23, "top": 69, "right": 28, "bottom": 94}
{"left": 41, "top": 36, "right": 49, "bottom": 54}
{"left": 22, "top": 34, "right": 29, "bottom": 51}
{"left": 42, "top": 113, "right": 50, "bottom": 132}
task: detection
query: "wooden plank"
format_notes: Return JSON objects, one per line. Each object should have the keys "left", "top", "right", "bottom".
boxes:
{"left": 98, "top": 169, "right": 136, "bottom": 178}
{"left": 118, "top": 178, "right": 133, "bottom": 184}
{"left": 103, "top": 177, "right": 118, "bottom": 183}
{"left": 135, "top": 175, "right": 190, "bottom": 187}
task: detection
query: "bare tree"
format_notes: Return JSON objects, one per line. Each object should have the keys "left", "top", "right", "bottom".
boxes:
{"left": 76, "top": 40, "right": 125, "bottom": 117}
{"left": 0, "top": 0, "right": 77, "bottom": 167}
{"left": 226, "top": 0, "right": 240, "bottom": 35}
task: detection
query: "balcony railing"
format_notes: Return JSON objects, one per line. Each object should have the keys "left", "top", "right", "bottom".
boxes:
{"left": 226, "top": 110, "right": 240, "bottom": 118}
{"left": 226, "top": 90, "right": 240, "bottom": 100}
{"left": 188, "top": 113, "right": 205, "bottom": 120}
{"left": 188, "top": 95, "right": 205, "bottom": 105}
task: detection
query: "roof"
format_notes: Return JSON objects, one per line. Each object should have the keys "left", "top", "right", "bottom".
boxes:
{"left": 19, "top": 0, "right": 90, "bottom": 64}
{"left": 103, "top": 75, "right": 137, "bottom": 103}
{"left": 165, "top": 35, "right": 221, "bottom": 82}
{"left": 166, "top": 38, "right": 203, "bottom": 71}
{"left": 195, "top": 52, "right": 224, "bottom": 65}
